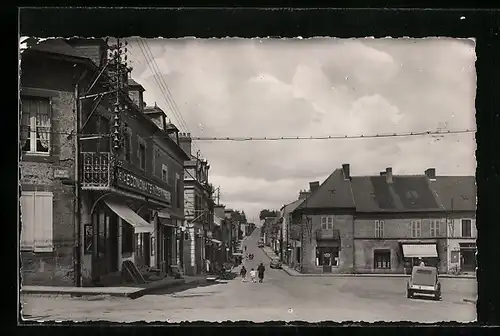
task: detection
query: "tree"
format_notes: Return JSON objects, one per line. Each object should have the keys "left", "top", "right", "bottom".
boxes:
{"left": 259, "top": 209, "right": 280, "bottom": 220}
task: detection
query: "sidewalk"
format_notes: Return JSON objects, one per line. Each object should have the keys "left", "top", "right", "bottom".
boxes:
{"left": 261, "top": 246, "right": 476, "bottom": 279}
{"left": 21, "top": 275, "right": 208, "bottom": 300}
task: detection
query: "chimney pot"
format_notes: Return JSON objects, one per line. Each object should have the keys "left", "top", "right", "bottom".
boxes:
{"left": 386, "top": 167, "right": 393, "bottom": 183}
{"left": 309, "top": 181, "right": 320, "bottom": 192}
{"left": 342, "top": 163, "right": 350, "bottom": 180}
{"left": 380, "top": 171, "right": 386, "bottom": 176}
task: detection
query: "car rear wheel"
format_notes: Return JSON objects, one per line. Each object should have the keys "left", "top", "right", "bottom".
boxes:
{"left": 407, "top": 290, "right": 413, "bottom": 299}
{"left": 434, "top": 292, "right": 441, "bottom": 301}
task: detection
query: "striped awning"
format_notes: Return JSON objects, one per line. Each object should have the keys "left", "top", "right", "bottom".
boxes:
{"left": 402, "top": 244, "right": 438, "bottom": 258}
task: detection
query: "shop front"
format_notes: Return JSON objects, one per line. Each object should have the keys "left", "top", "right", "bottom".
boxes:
{"left": 81, "top": 161, "right": 172, "bottom": 285}
{"left": 459, "top": 242, "right": 476, "bottom": 272}
{"left": 401, "top": 242, "right": 439, "bottom": 273}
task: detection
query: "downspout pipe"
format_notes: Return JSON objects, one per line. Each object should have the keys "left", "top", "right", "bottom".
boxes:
{"left": 74, "top": 68, "right": 87, "bottom": 287}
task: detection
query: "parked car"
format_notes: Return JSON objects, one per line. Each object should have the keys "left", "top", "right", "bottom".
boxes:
{"left": 406, "top": 265, "right": 441, "bottom": 300}
{"left": 270, "top": 258, "right": 282, "bottom": 269}
{"left": 257, "top": 242, "right": 264, "bottom": 248}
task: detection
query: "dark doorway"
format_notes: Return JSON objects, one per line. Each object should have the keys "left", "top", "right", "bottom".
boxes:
{"left": 461, "top": 249, "right": 476, "bottom": 272}
{"left": 107, "top": 214, "right": 119, "bottom": 272}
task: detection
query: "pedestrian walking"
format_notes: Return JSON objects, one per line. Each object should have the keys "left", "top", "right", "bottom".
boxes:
{"left": 249, "top": 268, "right": 257, "bottom": 283}
{"left": 240, "top": 266, "right": 247, "bottom": 282}
{"left": 257, "top": 262, "right": 265, "bottom": 283}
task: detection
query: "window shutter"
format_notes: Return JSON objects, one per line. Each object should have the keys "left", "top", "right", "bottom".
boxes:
{"left": 380, "top": 220, "right": 384, "bottom": 237}
{"left": 34, "top": 192, "right": 54, "bottom": 252}
{"left": 20, "top": 192, "right": 35, "bottom": 250}
{"left": 374, "top": 220, "right": 379, "bottom": 237}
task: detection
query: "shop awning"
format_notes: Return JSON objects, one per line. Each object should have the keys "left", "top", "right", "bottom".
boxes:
{"left": 104, "top": 199, "right": 154, "bottom": 234}
{"left": 210, "top": 238, "right": 222, "bottom": 245}
{"left": 402, "top": 244, "right": 438, "bottom": 258}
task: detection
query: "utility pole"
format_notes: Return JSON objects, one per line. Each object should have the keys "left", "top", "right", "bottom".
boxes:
{"left": 75, "top": 38, "right": 130, "bottom": 286}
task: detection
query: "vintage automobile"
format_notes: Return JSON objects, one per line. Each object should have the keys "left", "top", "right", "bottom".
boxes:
{"left": 257, "top": 241, "right": 264, "bottom": 248}
{"left": 270, "top": 258, "right": 283, "bottom": 269}
{"left": 406, "top": 265, "right": 441, "bottom": 300}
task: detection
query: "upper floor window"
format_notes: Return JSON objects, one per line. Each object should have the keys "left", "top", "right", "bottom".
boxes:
{"left": 161, "top": 164, "right": 168, "bottom": 183}
{"left": 175, "top": 173, "right": 182, "bottom": 209}
{"left": 21, "top": 96, "right": 51, "bottom": 154}
{"left": 374, "top": 220, "right": 385, "bottom": 238}
{"left": 410, "top": 220, "right": 421, "bottom": 238}
{"left": 461, "top": 219, "right": 472, "bottom": 237}
{"left": 137, "top": 136, "right": 146, "bottom": 171}
{"left": 320, "top": 216, "right": 333, "bottom": 230}
{"left": 430, "top": 220, "right": 441, "bottom": 237}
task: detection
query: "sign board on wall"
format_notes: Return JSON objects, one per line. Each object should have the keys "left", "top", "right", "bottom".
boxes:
{"left": 54, "top": 169, "right": 71, "bottom": 179}
{"left": 115, "top": 167, "right": 171, "bottom": 203}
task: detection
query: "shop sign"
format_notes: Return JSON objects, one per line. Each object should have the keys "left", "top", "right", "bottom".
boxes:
{"left": 54, "top": 168, "right": 70, "bottom": 179}
{"left": 115, "top": 167, "right": 171, "bottom": 203}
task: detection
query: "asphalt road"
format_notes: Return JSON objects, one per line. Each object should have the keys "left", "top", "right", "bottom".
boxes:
{"left": 21, "top": 228, "right": 477, "bottom": 323}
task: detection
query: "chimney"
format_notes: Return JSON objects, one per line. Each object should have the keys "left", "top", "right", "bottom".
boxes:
{"left": 425, "top": 168, "right": 436, "bottom": 180}
{"left": 386, "top": 167, "right": 393, "bottom": 183}
{"left": 309, "top": 181, "right": 320, "bottom": 193}
{"left": 179, "top": 132, "right": 192, "bottom": 157}
{"left": 298, "top": 190, "right": 310, "bottom": 200}
{"left": 380, "top": 171, "right": 387, "bottom": 176}
{"left": 342, "top": 164, "right": 350, "bottom": 180}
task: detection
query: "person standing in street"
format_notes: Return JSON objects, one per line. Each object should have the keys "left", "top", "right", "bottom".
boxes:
{"left": 249, "top": 268, "right": 257, "bottom": 283}
{"left": 240, "top": 266, "right": 247, "bottom": 282}
{"left": 257, "top": 262, "right": 265, "bottom": 283}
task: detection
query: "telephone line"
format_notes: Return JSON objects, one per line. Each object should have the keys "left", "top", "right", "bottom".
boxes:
{"left": 152, "top": 129, "right": 476, "bottom": 142}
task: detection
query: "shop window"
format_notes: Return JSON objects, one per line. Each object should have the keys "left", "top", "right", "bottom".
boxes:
{"left": 461, "top": 219, "right": 472, "bottom": 237}
{"left": 21, "top": 96, "right": 52, "bottom": 154}
{"left": 374, "top": 250, "right": 391, "bottom": 269}
{"left": 122, "top": 224, "right": 134, "bottom": 254}
{"left": 316, "top": 247, "right": 339, "bottom": 267}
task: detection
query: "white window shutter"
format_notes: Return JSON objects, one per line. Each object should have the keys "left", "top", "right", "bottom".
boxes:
{"left": 380, "top": 220, "right": 384, "bottom": 237}
{"left": 374, "top": 220, "right": 379, "bottom": 237}
{"left": 34, "top": 192, "right": 53, "bottom": 252}
{"left": 20, "top": 192, "right": 35, "bottom": 250}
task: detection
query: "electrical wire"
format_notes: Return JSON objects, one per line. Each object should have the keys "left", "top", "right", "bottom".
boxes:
{"left": 131, "top": 39, "right": 204, "bottom": 158}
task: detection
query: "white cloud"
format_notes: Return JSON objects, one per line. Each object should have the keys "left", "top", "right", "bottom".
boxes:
{"left": 127, "top": 37, "right": 476, "bottom": 220}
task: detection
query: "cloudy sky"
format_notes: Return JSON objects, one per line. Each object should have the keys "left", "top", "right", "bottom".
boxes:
{"left": 126, "top": 38, "right": 476, "bottom": 222}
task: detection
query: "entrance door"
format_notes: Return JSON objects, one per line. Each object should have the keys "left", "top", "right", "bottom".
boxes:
{"left": 107, "top": 213, "right": 119, "bottom": 272}
{"left": 461, "top": 249, "right": 476, "bottom": 272}
{"left": 322, "top": 252, "right": 332, "bottom": 273}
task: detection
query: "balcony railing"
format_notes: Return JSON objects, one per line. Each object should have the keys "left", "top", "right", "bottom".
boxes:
{"left": 82, "top": 152, "right": 113, "bottom": 190}
{"left": 315, "top": 228, "right": 340, "bottom": 241}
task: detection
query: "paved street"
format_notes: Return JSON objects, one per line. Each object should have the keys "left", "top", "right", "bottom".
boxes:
{"left": 21, "top": 229, "right": 476, "bottom": 323}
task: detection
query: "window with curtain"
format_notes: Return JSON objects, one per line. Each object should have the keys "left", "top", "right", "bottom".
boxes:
{"left": 21, "top": 96, "right": 51, "bottom": 154}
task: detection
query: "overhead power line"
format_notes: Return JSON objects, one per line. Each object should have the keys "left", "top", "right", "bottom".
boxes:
{"left": 154, "top": 129, "right": 476, "bottom": 142}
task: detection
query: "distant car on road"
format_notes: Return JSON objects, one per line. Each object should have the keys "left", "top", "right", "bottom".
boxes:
{"left": 257, "top": 242, "right": 264, "bottom": 248}
{"left": 406, "top": 265, "right": 441, "bottom": 300}
{"left": 270, "top": 258, "right": 282, "bottom": 269}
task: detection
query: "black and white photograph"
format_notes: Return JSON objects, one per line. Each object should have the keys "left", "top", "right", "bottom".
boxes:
{"left": 19, "top": 35, "right": 477, "bottom": 323}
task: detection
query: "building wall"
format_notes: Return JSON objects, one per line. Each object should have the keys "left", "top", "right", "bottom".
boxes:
{"left": 354, "top": 215, "right": 448, "bottom": 273}
{"left": 446, "top": 212, "right": 476, "bottom": 272}
{"left": 19, "top": 53, "right": 91, "bottom": 286}
{"left": 301, "top": 213, "right": 354, "bottom": 274}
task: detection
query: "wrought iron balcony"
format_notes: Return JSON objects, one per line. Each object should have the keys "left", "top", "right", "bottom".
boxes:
{"left": 81, "top": 152, "right": 113, "bottom": 190}
{"left": 315, "top": 228, "right": 341, "bottom": 241}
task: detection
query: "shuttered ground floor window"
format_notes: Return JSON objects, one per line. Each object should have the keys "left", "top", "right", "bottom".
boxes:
{"left": 374, "top": 249, "right": 391, "bottom": 269}
{"left": 20, "top": 191, "right": 54, "bottom": 252}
